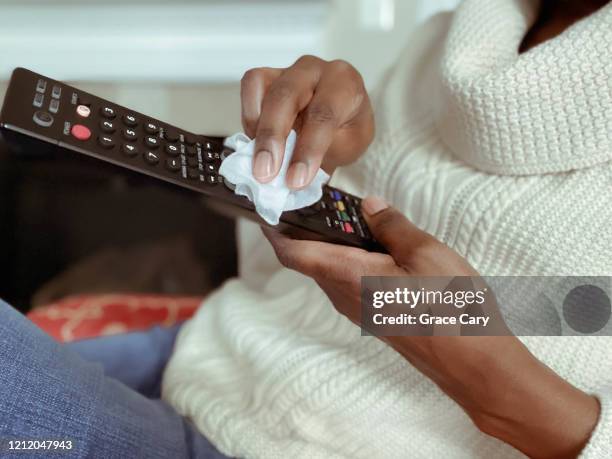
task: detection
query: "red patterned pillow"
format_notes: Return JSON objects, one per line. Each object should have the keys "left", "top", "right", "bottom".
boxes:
{"left": 27, "top": 294, "right": 202, "bottom": 342}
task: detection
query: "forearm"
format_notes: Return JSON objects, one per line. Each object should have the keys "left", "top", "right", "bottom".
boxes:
{"left": 473, "top": 346, "right": 599, "bottom": 458}
{"left": 409, "top": 337, "right": 601, "bottom": 458}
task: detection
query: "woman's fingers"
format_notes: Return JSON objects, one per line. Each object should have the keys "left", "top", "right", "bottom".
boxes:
{"left": 241, "top": 56, "right": 373, "bottom": 186}
{"left": 252, "top": 56, "right": 324, "bottom": 183}
{"left": 287, "top": 62, "right": 366, "bottom": 189}
{"left": 362, "top": 197, "right": 433, "bottom": 262}
{"left": 240, "top": 67, "right": 282, "bottom": 138}
{"left": 262, "top": 227, "right": 395, "bottom": 283}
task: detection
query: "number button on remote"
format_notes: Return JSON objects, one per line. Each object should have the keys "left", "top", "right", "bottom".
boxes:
{"left": 98, "top": 135, "right": 115, "bottom": 150}
{"left": 145, "top": 122, "right": 159, "bottom": 134}
{"left": 100, "top": 120, "right": 116, "bottom": 133}
{"left": 123, "top": 114, "right": 138, "bottom": 127}
{"left": 145, "top": 136, "right": 160, "bottom": 149}
{"left": 144, "top": 151, "right": 160, "bottom": 165}
{"left": 100, "top": 106, "right": 116, "bottom": 119}
{"left": 98, "top": 135, "right": 115, "bottom": 149}
{"left": 165, "top": 157, "right": 181, "bottom": 172}
{"left": 122, "top": 143, "right": 138, "bottom": 157}
{"left": 165, "top": 144, "right": 180, "bottom": 156}
{"left": 123, "top": 128, "right": 138, "bottom": 141}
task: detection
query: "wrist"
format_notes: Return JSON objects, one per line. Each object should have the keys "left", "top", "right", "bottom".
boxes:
{"left": 466, "top": 340, "right": 599, "bottom": 458}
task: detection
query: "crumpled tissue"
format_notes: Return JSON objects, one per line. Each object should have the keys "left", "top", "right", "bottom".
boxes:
{"left": 219, "top": 130, "right": 329, "bottom": 225}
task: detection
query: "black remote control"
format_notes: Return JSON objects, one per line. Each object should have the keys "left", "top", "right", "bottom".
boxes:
{"left": 0, "top": 68, "right": 382, "bottom": 252}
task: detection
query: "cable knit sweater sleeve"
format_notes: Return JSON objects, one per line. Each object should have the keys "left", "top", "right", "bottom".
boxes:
{"left": 580, "top": 389, "right": 612, "bottom": 458}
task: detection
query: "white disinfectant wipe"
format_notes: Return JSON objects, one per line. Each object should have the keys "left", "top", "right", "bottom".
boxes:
{"left": 219, "top": 130, "right": 330, "bottom": 225}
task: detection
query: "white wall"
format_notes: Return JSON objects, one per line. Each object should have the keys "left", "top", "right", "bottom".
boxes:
{"left": 324, "top": 0, "right": 460, "bottom": 88}
{"left": 0, "top": 0, "right": 459, "bottom": 134}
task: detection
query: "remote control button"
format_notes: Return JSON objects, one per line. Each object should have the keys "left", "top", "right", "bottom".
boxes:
{"left": 76, "top": 105, "right": 91, "bottom": 118}
{"left": 123, "top": 114, "right": 138, "bottom": 127}
{"left": 36, "top": 79, "right": 47, "bottom": 93}
{"left": 98, "top": 135, "right": 115, "bottom": 149}
{"left": 165, "top": 157, "right": 181, "bottom": 172}
{"left": 343, "top": 222, "right": 355, "bottom": 234}
{"left": 33, "top": 92, "right": 44, "bottom": 108}
{"left": 203, "top": 150, "right": 215, "bottom": 162}
{"left": 71, "top": 124, "right": 91, "bottom": 141}
{"left": 145, "top": 122, "right": 159, "bottom": 134}
{"left": 144, "top": 151, "right": 160, "bottom": 165}
{"left": 100, "top": 106, "right": 116, "bottom": 119}
{"left": 145, "top": 136, "right": 160, "bottom": 148}
{"left": 184, "top": 133, "right": 197, "bottom": 146}
{"left": 205, "top": 164, "right": 215, "bottom": 174}
{"left": 100, "top": 120, "right": 116, "bottom": 133}
{"left": 51, "top": 85, "right": 62, "bottom": 99}
{"left": 122, "top": 143, "right": 138, "bottom": 157}
{"left": 206, "top": 174, "right": 219, "bottom": 185}
{"left": 123, "top": 128, "right": 138, "bottom": 141}
{"left": 165, "top": 144, "right": 180, "bottom": 156}
{"left": 32, "top": 111, "right": 54, "bottom": 128}
{"left": 165, "top": 129, "right": 179, "bottom": 142}
{"left": 335, "top": 201, "right": 346, "bottom": 212}
{"left": 185, "top": 145, "right": 196, "bottom": 156}
{"left": 187, "top": 157, "right": 198, "bottom": 167}
{"left": 187, "top": 168, "right": 199, "bottom": 180}
{"left": 202, "top": 141, "right": 213, "bottom": 151}
{"left": 49, "top": 99, "right": 60, "bottom": 114}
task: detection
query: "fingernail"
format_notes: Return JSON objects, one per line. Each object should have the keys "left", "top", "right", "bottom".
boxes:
{"left": 362, "top": 196, "right": 388, "bottom": 216}
{"left": 287, "top": 162, "right": 309, "bottom": 189}
{"left": 253, "top": 150, "right": 274, "bottom": 180}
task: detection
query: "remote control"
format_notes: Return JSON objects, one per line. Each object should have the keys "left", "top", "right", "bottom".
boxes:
{"left": 0, "top": 68, "right": 383, "bottom": 252}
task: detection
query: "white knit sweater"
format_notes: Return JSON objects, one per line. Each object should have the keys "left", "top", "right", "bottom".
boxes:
{"left": 162, "top": 0, "right": 612, "bottom": 457}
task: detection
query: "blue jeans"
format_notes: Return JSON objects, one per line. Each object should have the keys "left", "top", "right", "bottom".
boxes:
{"left": 0, "top": 300, "right": 228, "bottom": 458}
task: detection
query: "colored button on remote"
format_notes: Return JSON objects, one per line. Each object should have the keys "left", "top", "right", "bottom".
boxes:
{"left": 71, "top": 124, "right": 91, "bottom": 141}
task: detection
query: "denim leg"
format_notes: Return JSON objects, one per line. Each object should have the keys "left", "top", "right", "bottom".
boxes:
{"left": 0, "top": 301, "right": 228, "bottom": 459}
{"left": 67, "top": 324, "right": 183, "bottom": 398}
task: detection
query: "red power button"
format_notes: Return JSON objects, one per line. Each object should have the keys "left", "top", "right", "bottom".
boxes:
{"left": 71, "top": 124, "right": 91, "bottom": 141}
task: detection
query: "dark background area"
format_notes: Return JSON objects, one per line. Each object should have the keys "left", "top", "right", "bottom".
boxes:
{"left": 0, "top": 134, "right": 237, "bottom": 313}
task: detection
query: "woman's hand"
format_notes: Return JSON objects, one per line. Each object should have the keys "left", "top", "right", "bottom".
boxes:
{"left": 263, "top": 197, "right": 600, "bottom": 459}
{"left": 240, "top": 55, "right": 374, "bottom": 189}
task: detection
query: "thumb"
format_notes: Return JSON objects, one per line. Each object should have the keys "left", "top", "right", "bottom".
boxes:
{"left": 362, "top": 197, "right": 433, "bottom": 259}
